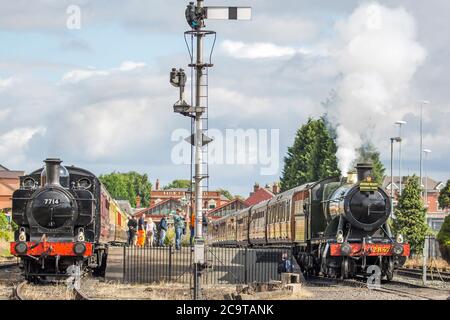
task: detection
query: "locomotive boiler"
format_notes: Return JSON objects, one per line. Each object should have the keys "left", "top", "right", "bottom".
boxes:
{"left": 209, "top": 163, "right": 409, "bottom": 280}
{"left": 10, "top": 158, "right": 129, "bottom": 281}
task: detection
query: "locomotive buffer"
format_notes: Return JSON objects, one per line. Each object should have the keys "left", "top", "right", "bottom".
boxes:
{"left": 170, "top": 0, "right": 251, "bottom": 300}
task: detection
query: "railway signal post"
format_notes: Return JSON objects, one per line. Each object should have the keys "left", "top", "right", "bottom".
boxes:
{"left": 170, "top": 0, "right": 251, "bottom": 299}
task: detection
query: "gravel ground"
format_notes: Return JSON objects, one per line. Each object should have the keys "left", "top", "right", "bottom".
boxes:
{"left": 1, "top": 264, "right": 448, "bottom": 300}
{"left": 80, "top": 279, "right": 241, "bottom": 300}
{"left": 302, "top": 285, "right": 410, "bottom": 300}
{"left": 0, "top": 265, "right": 22, "bottom": 300}
{"left": 394, "top": 274, "right": 450, "bottom": 290}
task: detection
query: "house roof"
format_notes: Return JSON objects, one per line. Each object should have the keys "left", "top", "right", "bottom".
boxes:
{"left": 206, "top": 198, "right": 248, "bottom": 216}
{"left": 0, "top": 170, "right": 24, "bottom": 179}
{"left": 382, "top": 176, "right": 443, "bottom": 191}
{"left": 245, "top": 188, "right": 275, "bottom": 206}
{"left": 0, "top": 165, "right": 9, "bottom": 171}
{"left": 134, "top": 198, "right": 181, "bottom": 217}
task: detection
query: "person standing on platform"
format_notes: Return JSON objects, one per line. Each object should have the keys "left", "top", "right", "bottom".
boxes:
{"left": 158, "top": 215, "right": 168, "bottom": 247}
{"left": 137, "top": 215, "right": 146, "bottom": 247}
{"left": 173, "top": 208, "right": 185, "bottom": 250}
{"left": 127, "top": 217, "right": 138, "bottom": 246}
{"left": 146, "top": 218, "right": 155, "bottom": 247}
{"left": 190, "top": 211, "right": 196, "bottom": 247}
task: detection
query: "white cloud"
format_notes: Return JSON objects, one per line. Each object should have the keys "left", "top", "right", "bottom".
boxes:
{"left": 221, "top": 40, "right": 300, "bottom": 59}
{"left": 0, "top": 127, "right": 46, "bottom": 165}
{"left": 0, "top": 108, "right": 11, "bottom": 121}
{"left": 62, "top": 61, "right": 147, "bottom": 83}
{"left": 62, "top": 69, "right": 109, "bottom": 83}
{"left": 118, "top": 61, "right": 146, "bottom": 71}
{"left": 0, "top": 77, "right": 14, "bottom": 90}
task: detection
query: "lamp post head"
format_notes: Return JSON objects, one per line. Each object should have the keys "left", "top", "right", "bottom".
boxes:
{"left": 391, "top": 137, "right": 402, "bottom": 143}
{"left": 395, "top": 120, "right": 407, "bottom": 126}
{"left": 421, "top": 100, "right": 430, "bottom": 105}
{"left": 423, "top": 149, "right": 431, "bottom": 154}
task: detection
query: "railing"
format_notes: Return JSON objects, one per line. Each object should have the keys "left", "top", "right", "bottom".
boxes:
{"left": 123, "top": 246, "right": 192, "bottom": 284}
{"left": 123, "top": 245, "right": 294, "bottom": 285}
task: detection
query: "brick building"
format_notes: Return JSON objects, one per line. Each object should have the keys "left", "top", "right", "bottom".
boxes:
{"left": 0, "top": 165, "right": 24, "bottom": 219}
{"left": 150, "top": 179, "right": 229, "bottom": 211}
{"left": 245, "top": 182, "right": 279, "bottom": 206}
{"left": 383, "top": 176, "right": 448, "bottom": 231}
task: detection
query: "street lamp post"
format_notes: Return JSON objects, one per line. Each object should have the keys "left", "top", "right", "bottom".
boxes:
{"left": 422, "top": 148, "right": 431, "bottom": 285}
{"left": 422, "top": 149, "right": 431, "bottom": 209}
{"left": 419, "top": 100, "right": 430, "bottom": 199}
{"left": 390, "top": 137, "right": 401, "bottom": 216}
{"left": 395, "top": 121, "right": 407, "bottom": 196}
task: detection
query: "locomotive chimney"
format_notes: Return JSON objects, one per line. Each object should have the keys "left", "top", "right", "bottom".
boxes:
{"left": 44, "top": 158, "right": 62, "bottom": 186}
{"left": 356, "top": 163, "right": 373, "bottom": 182}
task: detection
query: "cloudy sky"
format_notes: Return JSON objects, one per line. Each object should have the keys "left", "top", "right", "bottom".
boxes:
{"left": 0, "top": 0, "right": 449, "bottom": 197}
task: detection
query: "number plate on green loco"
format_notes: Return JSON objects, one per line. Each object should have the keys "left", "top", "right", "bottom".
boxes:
{"left": 359, "top": 182, "right": 378, "bottom": 191}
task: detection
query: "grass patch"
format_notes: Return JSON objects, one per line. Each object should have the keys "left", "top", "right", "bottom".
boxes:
{"left": 404, "top": 256, "right": 449, "bottom": 269}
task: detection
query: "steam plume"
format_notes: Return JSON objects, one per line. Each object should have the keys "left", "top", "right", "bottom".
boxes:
{"left": 327, "top": 2, "right": 426, "bottom": 175}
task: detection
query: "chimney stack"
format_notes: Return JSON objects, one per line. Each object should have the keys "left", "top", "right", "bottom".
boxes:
{"left": 253, "top": 183, "right": 260, "bottom": 193}
{"left": 272, "top": 182, "right": 280, "bottom": 194}
{"left": 356, "top": 163, "right": 373, "bottom": 182}
{"left": 44, "top": 158, "right": 62, "bottom": 186}
{"left": 155, "top": 179, "right": 160, "bottom": 191}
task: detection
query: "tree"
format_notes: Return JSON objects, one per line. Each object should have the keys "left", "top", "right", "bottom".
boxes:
{"left": 164, "top": 180, "right": 191, "bottom": 190}
{"left": 438, "top": 180, "right": 450, "bottom": 210}
{"left": 437, "top": 215, "right": 450, "bottom": 262}
{"left": 280, "top": 117, "right": 340, "bottom": 191}
{"left": 353, "top": 142, "right": 386, "bottom": 184}
{"left": 99, "top": 172, "right": 152, "bottom": 208}
{"left": 218, "top": 189, "right": 234, "bottom": 201}
{"left": 0, "top": 210, "right": 11, "bottom": 241}
{"left": 392, "top": 175, "right": 429, "bottom": 254}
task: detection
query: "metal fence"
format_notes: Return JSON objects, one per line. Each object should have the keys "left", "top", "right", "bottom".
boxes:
{"left": 122, "top": 245, "right": 294, "bottom": 285}
{"left": 426, "top": 236, "right": 442, "bottom": 258}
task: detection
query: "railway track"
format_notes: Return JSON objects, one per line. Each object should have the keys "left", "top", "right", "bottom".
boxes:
{"left": 306, "top": 274, "right": 448, "bottom": 300}
{"left": 397, "top": 268, "right": 450, "bottom": 282}
{"left": 11, "top": 281, "right": 91, "bottom": 300}
{"left": 0, "top": 261, "right": 19, "bottom": 270}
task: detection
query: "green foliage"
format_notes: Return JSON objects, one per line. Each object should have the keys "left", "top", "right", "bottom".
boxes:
{"left": 0, "top": 211, "right": 12, "bottom": 241}
{"left": 438, "top": 180, "right": 450, "bottom": 210}
{"left": 164, "top": 228, "right": 175, "bottom": 246}
{"left": 437, "top": 215, "right": 450, "bottom": 262}
{"left": 392, "top": 175, "right": 429, "bottom": 254}
{"left": 353, "top": 142, "right": 386, "bottom": 184}
{"left": 437, "top": 215, "right": 450, "bottom": 244}
{"left": 164, "top": 179, "right": 191, "bottom": 190}
{"left": 280, "top": 117, "right": 340, "bottom": 191}
{"left": 218, "top": 189, "right": 234, "bottom": 201}
{"left": 99, "top": 172, "right": 152, "bottom": 208}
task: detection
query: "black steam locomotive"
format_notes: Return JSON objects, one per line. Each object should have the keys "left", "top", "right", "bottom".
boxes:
{"left": 209, "top": 163, "right": 409, "bottom": 280}
{"left": 10, "top": 158, "right": 128, "bottom": 281}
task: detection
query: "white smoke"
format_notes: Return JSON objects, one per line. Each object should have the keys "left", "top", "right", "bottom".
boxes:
{"left": 327, "top": 2, "right": 426, "bottom": 175}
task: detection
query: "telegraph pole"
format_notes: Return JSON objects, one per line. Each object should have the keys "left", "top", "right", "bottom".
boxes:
{"left": 170, "top": 1, "right": 251, "bottom": 300}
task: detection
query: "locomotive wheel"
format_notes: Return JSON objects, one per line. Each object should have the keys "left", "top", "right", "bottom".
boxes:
{"left": 385, "top": 269, "right": 394, "bottom": 282}
{"left": 383, "top": 257, "right": 395, "bottom": 282}
{"left": 341, "top": 257, "right": 349, "bottom": 279}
